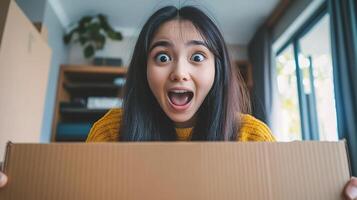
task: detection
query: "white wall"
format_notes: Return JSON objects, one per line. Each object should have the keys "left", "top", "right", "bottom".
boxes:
{"left": 41, "top": 1, "right": 69, "bottom": 142}
{"left": 227, "top": 44, "right": 248, "bottom": 61}
{"left": 15, "top": 0, "right": 47, "bottom": 22}
{"left": 272, "top": 0, "right": 324, "bottom": 51}
{"left": 272, "top": 0, "right": 313, "bottom": 42}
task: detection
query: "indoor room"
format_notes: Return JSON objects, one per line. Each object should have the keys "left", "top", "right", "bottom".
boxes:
{"left": 0, "top": 0, "right": 356, "bottom": 199}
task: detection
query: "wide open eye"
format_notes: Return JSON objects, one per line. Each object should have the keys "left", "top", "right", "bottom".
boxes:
{"left": 191, "top": 53, "right": 205, "bottom": 62}
{"left": 155, "top": 53, "right": 171, "bottom": 63}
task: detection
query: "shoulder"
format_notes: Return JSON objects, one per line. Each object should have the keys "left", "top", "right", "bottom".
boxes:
{"left": 237, "top": 114, "right": 276, "bottom": 142}
{"left": 85, "top": 108, "right": 123, "bottom": 142}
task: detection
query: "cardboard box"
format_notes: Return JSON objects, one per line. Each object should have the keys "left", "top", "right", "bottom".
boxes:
{"left": 0, "top": 141, "right": 351, "bottom": 200}
{"left": 0, "top": 0, "right": 51, "bottom": 161}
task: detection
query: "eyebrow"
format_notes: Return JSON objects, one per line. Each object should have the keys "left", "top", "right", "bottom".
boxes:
{"left": 149, "top": 40, "right": 208, "bottom": 52}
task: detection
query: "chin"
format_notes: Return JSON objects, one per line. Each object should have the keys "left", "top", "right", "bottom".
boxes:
{"left": 167, "top": 113, "right": 193, "bottom": 124}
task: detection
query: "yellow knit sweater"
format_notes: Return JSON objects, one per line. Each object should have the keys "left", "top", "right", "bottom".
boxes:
{"left": 86, "top": 108, "right": 276, "bottom": 142}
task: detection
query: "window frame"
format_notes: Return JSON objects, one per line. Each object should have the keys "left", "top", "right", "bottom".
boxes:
{"left": 275, "top": 3, "right": 333, "bottom": 140}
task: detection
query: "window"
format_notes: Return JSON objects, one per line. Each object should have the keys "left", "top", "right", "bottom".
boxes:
{"left": 298, "top": 15, "right": 338, "bottom": 141}
{"left": 274, "top": 7, "right": 338, "bottom": 141}
{"left": 275, "top": 45, "right": 302, "bottom": 141}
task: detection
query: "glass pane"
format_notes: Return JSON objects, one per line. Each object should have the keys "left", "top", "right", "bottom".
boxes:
{"left": 299, "top": 14, "right": 338, "bottom": 141}
{"left": 275, "top": 45, "right": 302, "bottom": 141}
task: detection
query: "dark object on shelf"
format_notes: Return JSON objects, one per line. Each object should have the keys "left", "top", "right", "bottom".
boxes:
{"left": 65, "top": 72, "right": 123, "bottom": 83}
{"left": 60, "top": 107, "right": 109, "bottom": 123}
{"left": 56, "top": 123, "right": 92, "bottom": 141}
{"left": 93, "top": 57, "right": 123, "bottom": 66}
{"left": 60, "top": 101, "right": 86, "bottom": 109}
{"left": 63, "top": 82, "right": 122, "bottom": 97}
{"left": 72, "top": 97, "right": 87, "bottom": 105}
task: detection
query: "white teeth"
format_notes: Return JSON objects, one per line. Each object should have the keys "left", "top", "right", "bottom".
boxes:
{"left": 170, "top": 90, "right": 190, "bottom": 93}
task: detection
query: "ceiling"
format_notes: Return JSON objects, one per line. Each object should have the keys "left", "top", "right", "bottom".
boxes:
{"left": 49, "top": 0, "right": 280, "bottom": 45}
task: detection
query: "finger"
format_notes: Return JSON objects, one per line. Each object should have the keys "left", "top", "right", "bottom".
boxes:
{"left": 0, "top": 172, "right": 8, "bottom": 188}
{"left": 345, "top": 178, "right": 357, "bottom": 200}
{"left": 350, "top": 177, "right": 357, "bottom": 186}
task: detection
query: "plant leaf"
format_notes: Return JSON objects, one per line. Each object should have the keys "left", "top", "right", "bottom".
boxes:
{"left": 114, "top": 31, "right": 123, "bottom": 40}
{"left": 78, "top": 16, "right": 92, "bottom": 34}
{"left": 95, "top": 34, "right": 106, "bottom": 49}
{"left": 63, "top": 34, "right": 72, "bottom": 44}
{"left": 98, "top": 14, "right": 122, "bottom": 40}
{"left": 98, "top": 14, "right": 111, "bottom": 32}
{"left": 65, "top": 14, "right": 122, "bottom": 53}
{"left": 84, "top": 45, "right": 95, "bottom": 58}
{"left": 87, "top": 22, "right": 101, "bottom": 34}
{"left": 79, "top": 16, "right": 92, "bottom": 27}
{"left": 63, "top": 27, "right": 78, "bottom": 44}
{"left": 107, "top": 30, "right": 123, "bottom": 40}
{"left": 79, "top": 36, "right": 88, "bottom": 45}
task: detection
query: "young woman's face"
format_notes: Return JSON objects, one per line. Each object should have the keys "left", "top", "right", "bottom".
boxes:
{"left": 147, "top": 19, "right": 215, "bottom": 128}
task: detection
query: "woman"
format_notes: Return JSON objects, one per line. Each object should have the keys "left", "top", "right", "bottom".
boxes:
{"left": 1, "top": 6, "right": 356, "bottom": 199}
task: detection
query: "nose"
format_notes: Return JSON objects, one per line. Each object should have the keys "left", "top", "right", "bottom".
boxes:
{"left": 169, "top": 60, "right": 191, "bottom": 82}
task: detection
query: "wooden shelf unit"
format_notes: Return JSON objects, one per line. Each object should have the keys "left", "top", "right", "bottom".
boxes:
{"left": 51, "top": 64, "right": 127, "bottom": 142}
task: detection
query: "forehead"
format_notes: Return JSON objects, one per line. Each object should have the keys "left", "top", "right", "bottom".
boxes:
{"left": 152, "top": 19, "right": 204, "bottom": 44}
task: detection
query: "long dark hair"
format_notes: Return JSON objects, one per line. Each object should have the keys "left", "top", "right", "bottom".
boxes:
{"left": 119, "top": 6, "right": 250, "bottom": 141}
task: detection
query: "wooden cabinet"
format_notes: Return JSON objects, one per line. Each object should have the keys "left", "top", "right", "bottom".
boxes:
{"left": 51, "top": 65, "right": 127, "bottom": 142}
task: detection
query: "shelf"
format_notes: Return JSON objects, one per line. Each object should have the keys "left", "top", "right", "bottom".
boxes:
{"left": 62, "top": 65, "right": 127, "bottom": 74}
{"left": 63, "top": 65, "right": 127, "bottom": 82}
{"left": 61, "top": 107, "right": 109, "bottom": 115}
{"left": 52, "top": 65, "right": 127, "bottom": 142}
{"left": 63, "top": 82, "right": 123, "bottom": 97}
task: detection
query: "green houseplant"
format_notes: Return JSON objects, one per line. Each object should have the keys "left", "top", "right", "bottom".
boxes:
{"left": 63, "top": 14, "right": 123, "bottom": 58}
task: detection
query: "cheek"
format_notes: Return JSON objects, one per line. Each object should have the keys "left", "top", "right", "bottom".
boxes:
{"left": 207, "top": 63, "right": 215, "bottom": 89}
{"left": 147, "top": 64, "right": 168, "bottom": 97}
{"left": 197, "top": 61, "right": 215, "bottom": 94}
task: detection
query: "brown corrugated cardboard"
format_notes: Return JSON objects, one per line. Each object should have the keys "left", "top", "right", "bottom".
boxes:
{"left": 33, "top": 22, "right": 49, "bottom": 41}
{"left": 0, "top": 141, "right": 351, "bottom": 200}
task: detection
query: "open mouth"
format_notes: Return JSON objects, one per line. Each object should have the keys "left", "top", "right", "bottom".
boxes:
{"left": 167, "top": 90, "right": 194, "bottom": 107}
